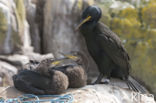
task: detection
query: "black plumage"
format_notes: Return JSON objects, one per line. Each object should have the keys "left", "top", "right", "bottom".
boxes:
{"left": 77, "top": 5, "right": 147, "bottom": 93}
{"left": 13, "top": 69, "right": 69, "bottom": 94}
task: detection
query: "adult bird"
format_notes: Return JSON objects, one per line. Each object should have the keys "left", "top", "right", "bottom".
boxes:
{"left": 76, "top": 5, "right": 147, "bottom": 93}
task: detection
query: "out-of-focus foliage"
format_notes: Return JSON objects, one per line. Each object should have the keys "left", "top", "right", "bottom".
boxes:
{"left": 142, "top": 2, "right": 156, "bottom": 28}
{"left": 98, "top": 0, "right": 156, "bottom": 95}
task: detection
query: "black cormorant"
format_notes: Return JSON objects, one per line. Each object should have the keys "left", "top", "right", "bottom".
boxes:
{"left": 77, "top": 5, "right": 147, "bottom": 93}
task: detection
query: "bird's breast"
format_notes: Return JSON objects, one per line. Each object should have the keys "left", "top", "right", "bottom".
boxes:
{"left": 85, "top": 36, "right": 101, "bottom": 61}
{"left": 80, "top": 26, "right": 101, "bottom": 61}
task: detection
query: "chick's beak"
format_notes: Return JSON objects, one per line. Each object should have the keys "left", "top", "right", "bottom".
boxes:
{"left": 75, "top": 16, "right": 91, "bottom": 31}
{"left": 65, "top": 55, "right": 78, "bottom": 60}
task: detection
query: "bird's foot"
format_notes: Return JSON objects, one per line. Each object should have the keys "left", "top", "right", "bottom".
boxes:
{"left": 90, "top": 82, "right": 97, "bottom": 85}
{"left": 91, "top": 79, "right": 110, "bottom": 85}
{"left": 100, "top": 79, "right": 110, "bottom": 84}
{"left": 91, "top": 73, "right": 104, "bottom": 85}
{"left": 91, "top": 80, "right": 101, "bottom": 85}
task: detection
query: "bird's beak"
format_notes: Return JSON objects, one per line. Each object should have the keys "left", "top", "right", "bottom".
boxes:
{"left": 51, "top": 60, "right": 62, "bottom": 66}
{"left": 76, "top": 16, "right": 91, "bottom": 31}
{"left": 64, "top": 55, "right": 78, "bottom": 60}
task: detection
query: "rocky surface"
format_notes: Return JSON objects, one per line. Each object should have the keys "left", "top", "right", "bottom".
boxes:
{"left": 40, "top": 0, "right": 98, "bottom": 76}
{"left": 24, "top": 0, "right": 41, "bottom": 53}
{"left": 0, "top": 0, "right": 33, "bottom": 54}
{"left": 0, "top": 0, "right": 155, "bottom": 101}
{"left": 0, "top": 85, "right": 155, "bottom": 103}
{"left": 0, "top": 53, "right": 53, "bottom": 86}
{"left": 0, "top": 61, "right": 17, "bottom": 86}
{"left": 0, "top": 0, "right": 99, "bottom": 78}
{"left": 0, "top": 0, "right": 20, "bottom": 54}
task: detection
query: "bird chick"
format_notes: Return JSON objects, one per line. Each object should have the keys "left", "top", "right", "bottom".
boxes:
{"left": 34, "top": 58, "right": 54, "bottom": 77}
{"left": 32, "top": 51, "right": 87, "bottom": 88}
{"left": 63, "top": 65, "right": 87, "bottom": 88}
{"left": 51, "top": 52, "right": 88, "bottom": 88}
{"left": 12, "top": 69, "right": 69, "bottom": 94}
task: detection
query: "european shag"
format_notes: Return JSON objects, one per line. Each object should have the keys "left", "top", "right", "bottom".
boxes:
{"left": 35, "top": 51, "right": 87, "bottom": 88}
{"left": 13, "top": 69, "right": 69, "bottom": 94}
{"left": 77, "top": 5, "right": 147, "bottom": 93}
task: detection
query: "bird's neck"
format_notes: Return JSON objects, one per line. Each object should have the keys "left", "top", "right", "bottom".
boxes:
{"left": 80, "top": 21, "right": 98, "bottom": 37}
{"left": 82, "top": 21, "right": 97, "bottom": 29}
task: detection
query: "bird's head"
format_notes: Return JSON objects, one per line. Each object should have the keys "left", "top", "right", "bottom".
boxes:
{"left": 76, "top": 5, "right": 102, "bottom": 30}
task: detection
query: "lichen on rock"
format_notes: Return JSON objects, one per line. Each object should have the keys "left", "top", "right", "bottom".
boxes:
{"left": 14, "top": 0, "right": 26, "bottom": 32}
{"left": 0, "top": 9, "right": 7, "bottom": 51}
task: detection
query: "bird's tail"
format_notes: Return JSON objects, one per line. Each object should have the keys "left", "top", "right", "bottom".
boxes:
{"left": 126, "top": 76, "right": 149, "bottom": 94}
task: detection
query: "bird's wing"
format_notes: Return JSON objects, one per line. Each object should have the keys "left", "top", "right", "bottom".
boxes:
{"left": 96, "top": 23, "right": 130, "bottom": 70}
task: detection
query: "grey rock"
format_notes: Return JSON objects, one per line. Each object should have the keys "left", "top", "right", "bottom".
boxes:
{"left": 0, "top": 85, "right": 155, "bottom": 103}
{"left": 0, "top": 61, "right": 17, "bottom": 86}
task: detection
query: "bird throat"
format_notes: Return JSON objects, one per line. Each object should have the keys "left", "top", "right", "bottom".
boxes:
{"left": 80, "top": 21, "right": 98, "bottom": 38}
